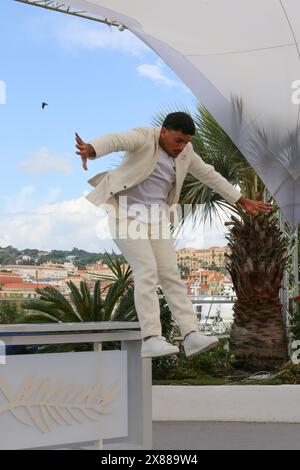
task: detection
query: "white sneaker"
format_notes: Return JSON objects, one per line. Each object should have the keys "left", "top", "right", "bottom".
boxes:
{"left": 184, "top": 332, "right": 219, "bottom": 358}
{"left": 141, "top": 336, "right": 179, "bottom": 358}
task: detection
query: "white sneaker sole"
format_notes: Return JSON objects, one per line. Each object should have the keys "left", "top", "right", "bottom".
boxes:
{"left": 185, "top": 339, "right": 219, "bottom": 358}
{"left": 141, "top": 348, "right": 179, "bottom": 359}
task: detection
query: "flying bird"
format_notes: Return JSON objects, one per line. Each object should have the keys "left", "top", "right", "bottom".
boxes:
{"left": 42, "top": 102, "right": 48, "bottom": 109}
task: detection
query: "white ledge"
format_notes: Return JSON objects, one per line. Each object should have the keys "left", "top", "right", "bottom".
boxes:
{"left": 0, "top": 321, "right": 141, "bottom": 334}
{"left": 153, "top": 385, "right": 300, "bottom": 423}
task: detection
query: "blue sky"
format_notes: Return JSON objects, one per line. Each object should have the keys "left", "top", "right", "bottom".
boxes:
{"left": 0, "top": 0, "right": 229, "bottom": 253}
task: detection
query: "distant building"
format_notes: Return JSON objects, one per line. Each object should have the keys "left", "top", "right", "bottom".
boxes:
{"left": 176, "top": 245, "right": 230, "bottom": 270}
{"left": 185, "top": 268, "right": 230, "bottom": 296}
{"left": 4, "top": 264, "right": 69, "bottom": 281}
{"left": 21, "top": 255, "right": 31, "bottom": 261}
{"left": 0, "top": 281, "right": 52, "bottom": 299}
{"left": 63, "top": 262, "right": 78, "bottom": 276}
{"left": 0, "top": 261, "right": 131, "bottom": 301}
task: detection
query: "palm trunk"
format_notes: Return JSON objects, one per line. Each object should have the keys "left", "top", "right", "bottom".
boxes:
{"left": 225, "top": 211, "right": 289, "bottom": 371}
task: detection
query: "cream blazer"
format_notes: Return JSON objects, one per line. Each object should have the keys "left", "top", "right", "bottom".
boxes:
{"left": 85, "top": 126, "right": 242, "bottom": 212}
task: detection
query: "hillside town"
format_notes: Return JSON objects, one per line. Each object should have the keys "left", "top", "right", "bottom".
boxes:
{"left": 0, "top": 245, "right": 234, "bottom": 301}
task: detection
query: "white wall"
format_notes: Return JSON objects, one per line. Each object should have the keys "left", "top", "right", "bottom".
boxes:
{"left": 153, "top": 386, "right": 300, "bottom": 422}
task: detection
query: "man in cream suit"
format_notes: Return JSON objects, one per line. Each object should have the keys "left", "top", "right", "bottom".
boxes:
{"left": 75, "top": 112, "right": 272, "bottom": 358}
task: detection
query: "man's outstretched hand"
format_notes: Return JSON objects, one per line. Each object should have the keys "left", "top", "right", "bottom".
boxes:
{"left": 236, "top": 196, "right": 273, "bottom": 215}
{"left": 75, "top": 133, "right": 96, "bottom": 171}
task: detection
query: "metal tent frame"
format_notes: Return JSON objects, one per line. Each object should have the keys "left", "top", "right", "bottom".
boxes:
{"left": 14, "top": 0, "right": 127, "bottom": 30}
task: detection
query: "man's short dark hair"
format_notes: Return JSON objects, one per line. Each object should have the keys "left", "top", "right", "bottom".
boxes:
{"left": 162, "top": 112, "right": 195, "bottom": 135}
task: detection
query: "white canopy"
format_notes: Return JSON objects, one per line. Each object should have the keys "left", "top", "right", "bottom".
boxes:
{"left": 65, "top": 1, "right": 300, "bottom": 229}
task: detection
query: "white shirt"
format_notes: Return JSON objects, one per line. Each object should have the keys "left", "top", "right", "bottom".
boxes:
{"left": 115, "top": 146, "right": 176, "bottom": 224}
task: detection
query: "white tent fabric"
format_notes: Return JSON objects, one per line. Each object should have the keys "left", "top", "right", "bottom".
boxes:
{"left": 66, "top": 0, "right": 300, "bottom": 229}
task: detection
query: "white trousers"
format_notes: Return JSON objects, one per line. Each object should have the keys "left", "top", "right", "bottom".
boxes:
{"left": 107, "top": 213, "right": 198, "bottom": 338}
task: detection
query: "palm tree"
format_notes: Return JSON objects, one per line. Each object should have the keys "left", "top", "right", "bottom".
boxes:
{"left": 153, "top": 101, "right": 289, "bottom": 371}
{"left": 225, "top": 212, "right": 289, "bottom": 370}
{"left": 21, "top": 251, "right": 138, "bottom": 324}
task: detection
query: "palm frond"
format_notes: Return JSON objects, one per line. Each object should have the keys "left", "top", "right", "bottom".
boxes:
{"left": 90, "top": 281, "right": 104, "bottom": 322}
{"left": 21, "top": 312, "right": 61, "bottom": 324}
{"left": 33, "top": 286, "right": 76, "bottom": 319}
{"left": 103, "top": 251, "right": 132, "bottom": 282}
{"left": 112, "top": 286, "right": 137, "bottom": 322}
{"left": 151, "top": 103, "right": 194, "bottom": 128}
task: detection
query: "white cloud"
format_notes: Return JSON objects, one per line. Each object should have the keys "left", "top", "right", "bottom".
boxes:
{"left": 20, "top": 147, "right": 73, "bottom": 175}
{"left": 137, "top": 59, "right": 186, "bottom": 88}
{"left": 27, "top": 15, "right": 149, "bottom": 57}
{"left": 57, "top": 20, "right": 149, "bottom": 57}
{"left": 0, "top": 193, "right": 231, "bottom": 254}
{"left": 0, "top": 193, "right": 116, "bottom": 253}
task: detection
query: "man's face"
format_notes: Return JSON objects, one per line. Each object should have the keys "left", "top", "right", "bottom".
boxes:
{"left": 159, "top": 127, "right": 193, "bottom": 158}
